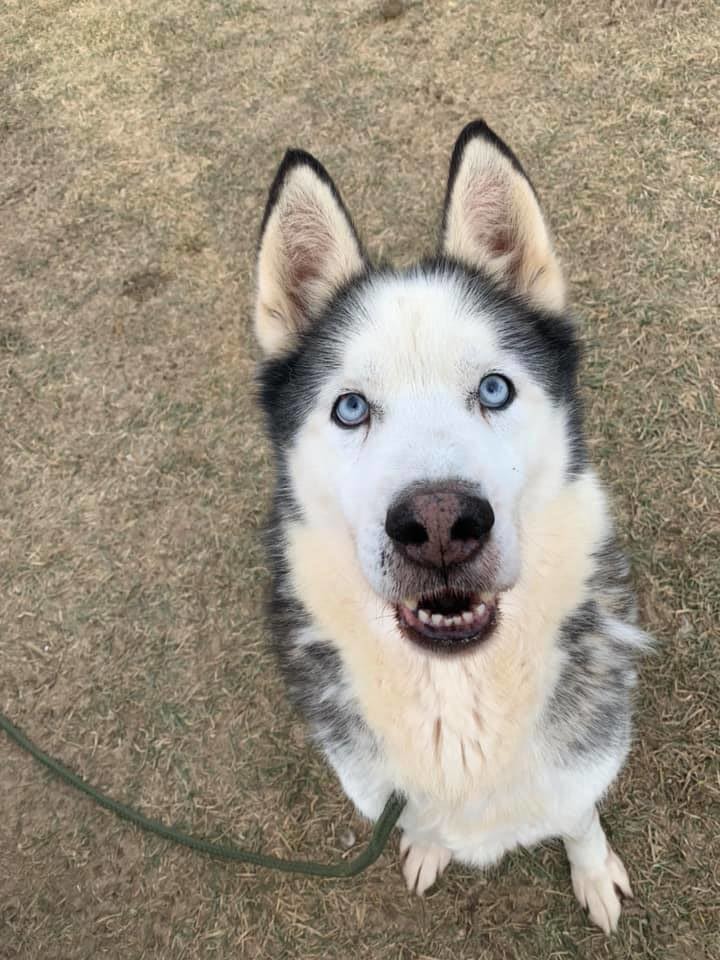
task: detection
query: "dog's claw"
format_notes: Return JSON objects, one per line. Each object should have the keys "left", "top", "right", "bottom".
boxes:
{"left": 571, "top": 847, "right": 632, "bottom": 934}
{"left": 399, "top": 834, "right": 451, "bottom": 896}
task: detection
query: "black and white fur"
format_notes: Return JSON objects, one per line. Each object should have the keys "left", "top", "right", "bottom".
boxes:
{"left": 254, "top": 121, "right": 650, "bottom": 934}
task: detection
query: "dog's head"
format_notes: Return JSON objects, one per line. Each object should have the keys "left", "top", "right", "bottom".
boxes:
{"left": 255, "top": 122, "right": 584, "bottom": 655}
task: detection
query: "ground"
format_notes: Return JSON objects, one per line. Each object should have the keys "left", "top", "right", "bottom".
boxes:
{"left": 1, "top": 1, "right": 718, "bottom": 958}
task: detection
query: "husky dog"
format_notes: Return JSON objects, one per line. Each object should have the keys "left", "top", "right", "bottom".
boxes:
{"left": 254, "top": 121, "right": 649, "bottom": 934}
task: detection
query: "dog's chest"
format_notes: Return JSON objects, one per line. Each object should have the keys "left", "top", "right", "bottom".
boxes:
{"left": 344, "top": 625, "right": 549, "bottom": 805}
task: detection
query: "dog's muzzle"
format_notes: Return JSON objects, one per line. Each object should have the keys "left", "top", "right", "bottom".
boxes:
{"left": 385, "top": 482, "right": 499, "bottom": 653}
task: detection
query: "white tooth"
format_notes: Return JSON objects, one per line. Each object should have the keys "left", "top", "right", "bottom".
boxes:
{"left": 418, "top": 610, "right": 430, "bottom": 624}
{"left": 462, "top": 612, "right": 474, "bottom": 624}
{"left": 473, "top": 602, "right": 487, "bottom": 617}
{"left": 450, "top": 616, "right": 462, "bottom": 626}
{"left": 431, "top": 614, "right": 444, "bottom": 626}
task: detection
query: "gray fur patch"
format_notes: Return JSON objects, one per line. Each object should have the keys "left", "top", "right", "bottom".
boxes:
{"left": 544, "top": 576, "right": 646, "bottom": 762}
{"left": 589, "top": 537, "right": 638, "bottom": 621}
{"left": 265, "top": 513, "right": 378, "bottom": 761}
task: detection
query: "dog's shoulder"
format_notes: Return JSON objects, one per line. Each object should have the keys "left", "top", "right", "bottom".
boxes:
{"left": 540, "top": 534, "right": 652, "bottom": 763}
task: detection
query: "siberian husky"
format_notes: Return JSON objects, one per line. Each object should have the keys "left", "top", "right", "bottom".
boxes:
{"left": 253, "top": 121, "right": 650, "bottom": 933}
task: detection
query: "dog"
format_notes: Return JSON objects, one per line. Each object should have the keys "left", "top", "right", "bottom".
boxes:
{"left": 253, "top": 120, "right": 650, "bottom": 934}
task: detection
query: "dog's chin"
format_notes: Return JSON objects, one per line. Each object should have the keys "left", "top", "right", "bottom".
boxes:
{"left": 393, "top": 589, "right": 499, "bottom": 655}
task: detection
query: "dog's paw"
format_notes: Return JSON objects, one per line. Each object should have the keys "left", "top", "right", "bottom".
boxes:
{"left": 571, "top": 847, "right": 633, "bottom": 934}
{"left": 399, "top": 833, "right": 451, "bottom": 895}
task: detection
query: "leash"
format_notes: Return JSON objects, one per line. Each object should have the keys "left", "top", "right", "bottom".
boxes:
{"left": 0, "top": 711, "right": 405, "bottom": 878}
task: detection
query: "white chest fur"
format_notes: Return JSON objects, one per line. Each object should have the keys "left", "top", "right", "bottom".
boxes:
{"left": 287, "top": 473, "right": 614, "bottom": 840}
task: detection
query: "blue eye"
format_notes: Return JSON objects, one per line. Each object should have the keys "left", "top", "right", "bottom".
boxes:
{"left": 478, "top": 374, "right": 513, "bottom": 410}
{"left": 332, "top": 393, "right": 370, "bottom": 428}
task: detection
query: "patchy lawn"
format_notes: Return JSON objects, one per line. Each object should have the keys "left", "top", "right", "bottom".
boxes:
{"left": 1, "top": 1, "right": 718, "bottom": 957}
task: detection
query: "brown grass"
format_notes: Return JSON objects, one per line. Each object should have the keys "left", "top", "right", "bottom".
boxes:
{"left": 1, "top": 1, "right": 719, "bottom": 957}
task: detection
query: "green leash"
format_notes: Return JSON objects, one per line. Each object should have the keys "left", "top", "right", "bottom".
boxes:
{"left": 0, "top": 711, "right": 405, "bottom": 878}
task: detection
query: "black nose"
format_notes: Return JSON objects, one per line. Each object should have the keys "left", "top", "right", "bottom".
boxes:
{"left": 385, "top": 484, "right": 494, "bottom": 570}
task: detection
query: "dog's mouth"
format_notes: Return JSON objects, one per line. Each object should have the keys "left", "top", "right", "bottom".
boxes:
{"left": 395, "top": 590, "right": 498, "bottom": 653}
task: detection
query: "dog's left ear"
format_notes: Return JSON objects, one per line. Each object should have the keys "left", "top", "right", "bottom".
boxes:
{"left": 441, "top": 121, "right": 566, "bottom": 312}
{"left": 255, "top": 150, "right": 367, "bottom": 356}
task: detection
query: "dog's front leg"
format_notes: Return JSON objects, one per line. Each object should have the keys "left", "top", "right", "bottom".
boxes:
{"left": 563, "top": 806, "right": 633, "bottom": 934}
{"left": 328, "top": 749, "right": 452, "bottom": 893}
{"left": 390, "top": 800, "right": 454, "bottom": 895}
{"left": 399, "top": 831, "right": 452, "bottom": 895}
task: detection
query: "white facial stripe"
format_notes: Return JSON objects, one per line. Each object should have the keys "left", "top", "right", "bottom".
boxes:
{"left": 339, "top": 273, "right": 500, "bottom": 393}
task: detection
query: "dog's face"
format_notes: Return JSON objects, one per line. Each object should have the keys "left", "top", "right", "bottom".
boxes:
{"left": 256, "top": 123, "right": 584, "bottom": 655}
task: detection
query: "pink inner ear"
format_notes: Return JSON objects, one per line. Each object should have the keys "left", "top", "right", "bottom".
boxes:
{"left": 288, "top": 244, "right": 320, "bottom": 288}
{"left": 465, "top": 176, "right": 518, "bottom": 260}
{"left": 282, "top": 199, "right": 334, "bottom": 308}
{"left": 487, "top": 227, "right": 514, "bottom": 258}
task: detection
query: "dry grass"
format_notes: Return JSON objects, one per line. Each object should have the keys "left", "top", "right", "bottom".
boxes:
{"left": 1, "top": 0, "right": 719, "bottom": 957}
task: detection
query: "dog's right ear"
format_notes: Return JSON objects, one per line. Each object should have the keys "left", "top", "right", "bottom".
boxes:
{"left": 441, "top": 121, "right": 566, "bottom": 312}
{"left": 255, "top": 150, "right": 367, "bottom": 356}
